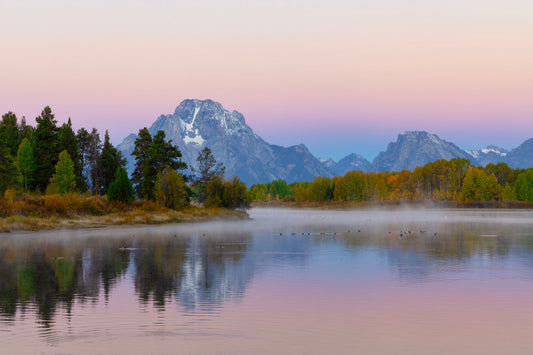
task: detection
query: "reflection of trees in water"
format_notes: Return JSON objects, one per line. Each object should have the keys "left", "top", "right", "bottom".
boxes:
{"left": 0, "top": 246, "right": 82, "bottom": 327}
{"left": 0, "top": 231, "right": 255, "bottom": 323}
{"left": 130, "top": 231, "right": 256, "bottom": 311}
{"left": 0, "top": 248, "right": 18, "bottom": 317}
{"left": 333, "top": 220, "right": 521, "bottom": 283}
{"left": 1, "top": 219, "right": 530, "bottom": 326}
{"left": 133, "top": 237, "right": 189, "bottom": 308}
{"left": 74, "top": 239, "right": 131, "bottom": 302}
{"left": 0, "top": 238, "right": 130, "bottom": 325}
{"left": 375, "top": 223, "right": 515, "bottom": 283}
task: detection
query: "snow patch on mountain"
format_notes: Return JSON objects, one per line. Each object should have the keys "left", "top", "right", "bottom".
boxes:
{"left": 466, "top": 150, "right": 480, "bottom": 158}
{"left": 428, "top": 133, "right": 442, "bottom": 145}
{"left": 481, "top": 146, "right": 507, "bottom": 156}
{"left": 183, "top": 131, "right": 205, "bottom": 145}
{"left": 118, "top": 99, "right": 331, "bottom": 185}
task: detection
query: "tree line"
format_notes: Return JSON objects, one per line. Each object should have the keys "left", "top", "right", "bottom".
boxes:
{"left": 6, "top": 107, "right": 531, "bottom": 208}
{"left": 0, "top": 107, "right": 124, "bottom": 196}
{"left": 0, "top": 108, "right": 249, "bottom": 210}
{"left": 249, "top": 158, "right": 533, "bottom": 203}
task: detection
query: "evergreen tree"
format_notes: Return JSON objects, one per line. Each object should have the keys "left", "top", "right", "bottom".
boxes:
{"left": 108, "top": 167, "right": 135, "bottom": 204}
{"left": 100, "top": 130, "right": 126, "bottom": 195}
{"left": 58, "top": 118, "right": 83, "bottom": 191}
{"left": 19, "top": 117, "right": 33, "bottom": 140}
{"left": 194, "top": 147, "right": 225, "bottom": 202}
{"left": 132, "top": 129, "right": 187, "bottom": 200}
{"left": 151, "top": 130, "right": 187, "bottom": 172}
{"left": 87, "top": 128, "right": 102, "bottom": 194}
{"left": 76, "top": 127, "right": 90, "bottom": 191}
{"left": 0, "top": 112, "right": 21, "bottom": 157}
{"left": 131, "top": 128, "right": 153, "bottom": 199}
{"left": 49, "top": 150, "right": 76, "bottom": 195}
{"left": 0, "top": 151, "right": 17, "bottom": 195}
{"left": 32, "top": 106, "right": 59, "bottom": 192}
{"left": 16, "top": 138, "right": 35, "bottom": 192}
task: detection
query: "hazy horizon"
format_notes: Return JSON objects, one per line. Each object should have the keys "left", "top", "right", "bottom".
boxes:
{"left": 2, "top": 0, "right": 532, "bottom": 160}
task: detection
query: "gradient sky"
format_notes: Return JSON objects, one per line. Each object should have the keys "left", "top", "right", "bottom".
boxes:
{"left": 1, "top": 0, "right": 532, "bottom": 160}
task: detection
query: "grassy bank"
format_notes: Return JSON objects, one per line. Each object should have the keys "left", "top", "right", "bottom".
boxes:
{"left": 252, "top": 199, "right": 533, "bottom": 210}
{"left": 0, "top": 194, "right": 248, "bottom": 232}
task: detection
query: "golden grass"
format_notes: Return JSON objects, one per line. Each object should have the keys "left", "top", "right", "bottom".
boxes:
{"left": 0, "top": 194, "right": 248, "bottom": 232}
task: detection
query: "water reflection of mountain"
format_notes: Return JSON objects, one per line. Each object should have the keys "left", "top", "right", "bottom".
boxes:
{"left": 2, "top": 217, "right": 533, "bottom": 325}
{"left": 175, "top": 232, "right": 313, "bottom": 313}
{"left": 0, "top": 229, "right": 315, "bottom": 324}
{"left": 132, "top": 232, "right": 255, "bottom": 312}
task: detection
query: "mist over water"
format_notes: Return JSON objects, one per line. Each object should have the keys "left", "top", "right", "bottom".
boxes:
{"left": 2, "top": 208, "right": 533, "bottom": 354}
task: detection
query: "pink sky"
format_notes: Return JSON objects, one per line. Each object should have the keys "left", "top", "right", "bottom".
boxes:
{"left": 1, "top": 0, "right": 532, "bottom": 160}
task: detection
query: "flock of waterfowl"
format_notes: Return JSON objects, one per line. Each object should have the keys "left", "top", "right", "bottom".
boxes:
{"left": 277, "top": 229, "right": 440, "bottom": 240}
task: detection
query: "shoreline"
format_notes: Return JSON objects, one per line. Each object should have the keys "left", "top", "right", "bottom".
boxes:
{"left": 4, "top": 200, "right": 533, "bottom": 234}
{"left": 251, "top": 200, "right": 533, "bottom": 210}
{"left": 0, "top": 206, "right": 249, "bottom": 233}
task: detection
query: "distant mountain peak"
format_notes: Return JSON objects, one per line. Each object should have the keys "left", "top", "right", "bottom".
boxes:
{"left": 400, "top": 131, "right": 442, "bottom": 144}
{"left": 318, "top": 158, "right": 336, "bottom": 169}
{"left": 323, "top": 152, "right": 371, "bottom": 175}
{"left": 465, "top": 145, "right": 508, "bottom": 165}
{"left": 118, "top": 101, "right": 533, "bottom": 183}
{"left": 118, "top": 99, "right": 330, "bottom": 185}
{"left": 371, "top": 131, "right": 472, "bottom": 172}
{"left": 505, "top": 138, "right": 533, "bottom": 168}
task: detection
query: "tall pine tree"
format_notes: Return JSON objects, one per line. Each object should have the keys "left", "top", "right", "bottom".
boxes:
{"left": 19, "top": 117, "right": 33, "bottom": 140}
{"left": 0, "top": 111, "right": 21, "bottom": 194}
{"left": 58, "top": 118, "right": 83, "bottom": 192}
{"left": 0, "top": 151, "right": 17, "bottom": 195}
{"left": 32, "top": 106, "right": 59, "bottom": 192}
{"left": 0, "top": 112, "right": 21, "bottom": 157}
{"left": 76, "top": 127, "right": 90, "bottom": 191}
{"left": 100, "top": 130, "right": 126, "bottom": 195}
{"left": 87, "top": 128, "right": 102, "bottom": 194}
{"left": 132, "top": 129, "right": 187, "bottom": 200}
{"left": 131, "top": 128, "right": 153, "bottom": 199}
{"left": 151, "top": 130, "right": 187, "bottom": 172}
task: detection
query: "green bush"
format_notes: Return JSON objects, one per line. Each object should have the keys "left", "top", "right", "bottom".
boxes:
{"left": 108, "top": 167, "right": 135, "bottom": 204}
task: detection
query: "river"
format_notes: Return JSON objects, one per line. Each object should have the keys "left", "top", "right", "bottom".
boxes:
{"left": 1, "top": 208, "right": 533, "bottom": 354}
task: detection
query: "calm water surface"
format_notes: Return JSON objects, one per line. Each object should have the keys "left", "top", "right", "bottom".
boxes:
{"left": 2, "top": 208, "right": 533, "bottom": 354}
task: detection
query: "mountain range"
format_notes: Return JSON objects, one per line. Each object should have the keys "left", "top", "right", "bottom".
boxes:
{"left": 118, "top": 99, "right": 533, "bottom": 185}
{"left": 117, "top": 99, "right": 330, "bottom": 184}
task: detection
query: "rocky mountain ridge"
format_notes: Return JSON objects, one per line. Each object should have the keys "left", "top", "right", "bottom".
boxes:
{"left": 369, "top": 131, "right": 472, "bottom": 172}
{"left": 117, "top": 99, "right": 331, "bottom": 185}
{"left": 118, "top": 99, "right": 533, "bottom": 184}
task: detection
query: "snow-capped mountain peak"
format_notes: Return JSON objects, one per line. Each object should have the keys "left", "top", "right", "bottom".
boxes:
{"left": 118, "top": 99, "right": 330, "bottom": 185}
{"left": 466, "top": 145, "right": 508, "bottom": 165}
